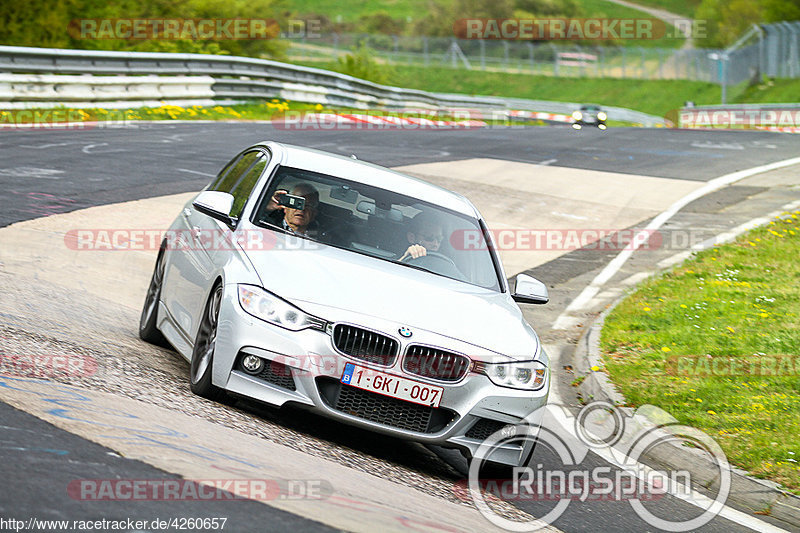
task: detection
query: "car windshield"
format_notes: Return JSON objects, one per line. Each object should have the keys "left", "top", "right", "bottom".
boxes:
{"left": 252, "top": 165, "right": 503, "bottom": 291}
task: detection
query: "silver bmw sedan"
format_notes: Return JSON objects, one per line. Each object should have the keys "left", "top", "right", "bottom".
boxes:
{"left": 139, "top": 141, "right": 550, "bottom": 467}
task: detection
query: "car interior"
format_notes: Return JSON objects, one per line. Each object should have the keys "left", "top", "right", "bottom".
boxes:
{"left": 252, "top": 166, "right": 502, "bottom": 291}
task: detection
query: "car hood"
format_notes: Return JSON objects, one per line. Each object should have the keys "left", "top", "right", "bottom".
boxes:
{"left": 243, "top": 243, "right": 539, "bottom": 358}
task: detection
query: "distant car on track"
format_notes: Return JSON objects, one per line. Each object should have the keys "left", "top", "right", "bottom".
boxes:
{"left": 572, "top": 104, "right": 607, "bottom": 130}
{"left": 139, "top": 141, "right": 550, "bottom": 467}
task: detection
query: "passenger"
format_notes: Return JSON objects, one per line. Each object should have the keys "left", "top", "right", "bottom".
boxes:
{"left": 264, "top": 183, "right": 320, "bottom": 236}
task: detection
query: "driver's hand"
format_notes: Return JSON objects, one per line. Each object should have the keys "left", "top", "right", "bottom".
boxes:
{"left": 267, "top": 189, "right": 288, "bottom": 211}
{"left": 399, "top": 244, "right": 427, "bottom": 261}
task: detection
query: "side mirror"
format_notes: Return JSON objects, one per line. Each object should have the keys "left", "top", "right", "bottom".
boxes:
{"left": 193, "top": 191, "right": 236, "bottom": 228}
{"left": 512, "top": 274, "right": 549, "bottom": 305}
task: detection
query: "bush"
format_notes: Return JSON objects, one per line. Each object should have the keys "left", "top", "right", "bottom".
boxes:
{"left": 336, "top": 44, "right": 394, "bottom": 84}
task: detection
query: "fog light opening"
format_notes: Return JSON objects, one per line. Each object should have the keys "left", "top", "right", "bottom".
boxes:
{"left": 242, "top": 354, "right": 265, "bottom": 375}
{"left": 500, "top": 424, "right": 517, "bottom": 439}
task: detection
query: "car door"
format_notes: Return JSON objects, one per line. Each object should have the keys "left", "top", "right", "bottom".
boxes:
{"left": 163, "top": 150, "right": 269, "bottom": 342}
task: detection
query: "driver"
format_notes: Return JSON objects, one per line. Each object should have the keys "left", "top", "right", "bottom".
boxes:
{"left": 398, "top": 212, "right": 445, "bottom": 261}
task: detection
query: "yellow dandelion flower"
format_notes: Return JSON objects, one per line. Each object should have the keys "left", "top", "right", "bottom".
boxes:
{"left": 661, "top": 347, "right": 671, "bottom": 353}
{"left": 707, "top": 410, "right": 716, "bottom": 415}
{"left": 726, "top": 326, "right": 735, "bottom": 333}
{"left": 760, "top": 313, "right": 769, "bottom": 318}
{"left": 643, "top": 307, "right": 651, "bottom": 312}
{"left": 590, "top": 365, "right": 601, "bottom": 371}
{"left": 680, "top": 304, "right": 687, "bottom": 308}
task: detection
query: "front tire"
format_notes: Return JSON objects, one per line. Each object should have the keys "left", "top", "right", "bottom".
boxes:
{"left": 190, "top": 283, "right": 225, "bottom": 401}
{"left": 139, "top": 249, "right": 169, "bottom": 347}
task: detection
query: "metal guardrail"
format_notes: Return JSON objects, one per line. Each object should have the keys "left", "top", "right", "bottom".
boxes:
{"left": 0, "top": 45, "right": 667, "bottom": 125}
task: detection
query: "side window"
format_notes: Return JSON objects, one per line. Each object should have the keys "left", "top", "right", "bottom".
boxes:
{"left": 229, "top": 153, "right": 269, "bottom": 219}
{"left": 209, "top": 151, "right": 261, "bottom": 194}
{"left": 208, "top": 150, "right": 269, "bottom": 219}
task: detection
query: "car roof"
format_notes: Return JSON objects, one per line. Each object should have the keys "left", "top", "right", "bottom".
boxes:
{"left": 258, "top": 141, "right": 478, "bottom": 217}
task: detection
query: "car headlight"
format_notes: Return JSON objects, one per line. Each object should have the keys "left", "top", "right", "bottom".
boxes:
{"left": 597, "top": 111, "right": 607, "bottom": 121}
{"left": 572, "top": 111, "right": 583, "bottom": 120}
{"left": 238, "top": 284, "right": 326, "bottom": 331}
{"left": 479, "top": 360, "right": 547, "bottom": 390}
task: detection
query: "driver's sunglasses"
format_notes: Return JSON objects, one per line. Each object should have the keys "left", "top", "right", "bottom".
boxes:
{"left": 420, "top": 232, "right": 444, "bottom": 243}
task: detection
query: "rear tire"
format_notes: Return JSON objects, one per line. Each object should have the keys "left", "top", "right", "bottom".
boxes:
{"left": 190, "top": 283, "right": 225, "bottom": 401}
{"left": 139, "top": 249, "right": 169, "bottom": 347}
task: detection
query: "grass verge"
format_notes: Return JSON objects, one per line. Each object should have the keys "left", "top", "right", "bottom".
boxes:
{"left": 601, "top": 212, "right": 800, "bottom": 492}
{"left": 0, "top": 100, "right": 555, "bottom": 127}
{"left": 294, "top": 59, "right": 800, "bottom": 117}
{"left": 294, "top": 61, "right": 723, "bottom": 117}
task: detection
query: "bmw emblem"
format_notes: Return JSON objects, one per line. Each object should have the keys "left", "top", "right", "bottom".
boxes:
{"left": 398, "top": 327, "right": 413, "bottom": 338}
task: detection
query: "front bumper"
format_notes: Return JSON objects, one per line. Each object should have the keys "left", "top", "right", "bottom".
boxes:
{"left": 213, "top": 285, "right": 549, "bottom": 465}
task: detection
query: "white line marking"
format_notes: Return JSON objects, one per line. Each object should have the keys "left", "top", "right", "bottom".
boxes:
{"left": 551, "top": 211, "right": 588, "bottom": 220}
{"left": 691, "top": 141, "right": 744, "bottom": 150}
{"left": 546, "top": 345, "right": 791, "bottom": 533}
{"left": 19, "top": 142, "right": 82, "bottom": 150}
{"left": 0, "top": 167, "right": 64, "bottom": 179}
{"left": 177, "top": 168, "right": 215, "bottom": 178}
{"left": 81, "top": 143, "right": 108, "bottom": 154}
{"left": 553, "top": 155, "right": 800, "bottom": 329}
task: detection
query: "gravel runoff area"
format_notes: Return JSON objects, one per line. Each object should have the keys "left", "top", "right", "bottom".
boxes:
{"left": 0, "top": 270, "right": 539, "bottom": 525}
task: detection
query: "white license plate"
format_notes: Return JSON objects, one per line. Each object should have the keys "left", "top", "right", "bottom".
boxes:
{"left": 340, "top": 363, "right": 443, "bottom": 408}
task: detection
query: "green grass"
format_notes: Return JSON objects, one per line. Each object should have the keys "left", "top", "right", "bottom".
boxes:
{"left": 621, "top": 0, "right": 700, "bottom": 18}
{"left": 601, "top": 213, "right": 800, "bottom": 492}
{"left": 292, "top": 59, "right": 800, "bottom": 117}
{"left": 735, "top": 78, "right": 800, "bottom": 105}
{"left": 387, "top": 66, "right": 721, "bottom": 116}
{"left": 1, "top": 101, "right": 557, "bottom": 127}
{"left": 285, "top": 0, "right": 683, "bottom": 47}
{"left": 287, "top": 0, "right": 429, "bottom": 22}
{"left": 336, "top": 63, "right": 719, "bottom": 117}
{"left": 575, "top": 0, "right": 684, "bottom": 47}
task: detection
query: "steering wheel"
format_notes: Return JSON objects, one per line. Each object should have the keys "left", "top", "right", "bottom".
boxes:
{"left": 404, "top": 251, "right": 466, "bottom": 280}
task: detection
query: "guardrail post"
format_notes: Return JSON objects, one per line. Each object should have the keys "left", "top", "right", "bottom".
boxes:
{"left": 788, "top": 22, "right": 799, "bottom": 78}
{"left": 527, "top": 42, "right": 534, "bottom": 73}
{"left": 552, "top": 44, "right": 559, "bottom": 76}
{"left": 621, "top": 47, "right": 626, "bottom": 78}
{"left": 503, "top": 41, "right": 509, "bottom": 70}
{"left": 639, "top": 47, "right": 646, "bottom": 78}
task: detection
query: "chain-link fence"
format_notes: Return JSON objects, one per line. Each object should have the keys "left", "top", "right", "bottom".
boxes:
{"left": 725, "top": 22, "right": 800, "bottom": 84}
{"left": 287, "top": 22, "right": 800, "bottom": 86}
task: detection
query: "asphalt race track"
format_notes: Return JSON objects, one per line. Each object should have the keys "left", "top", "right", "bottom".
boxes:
{"left": 1, "top": 122, "right": 799, "bottom": 533}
